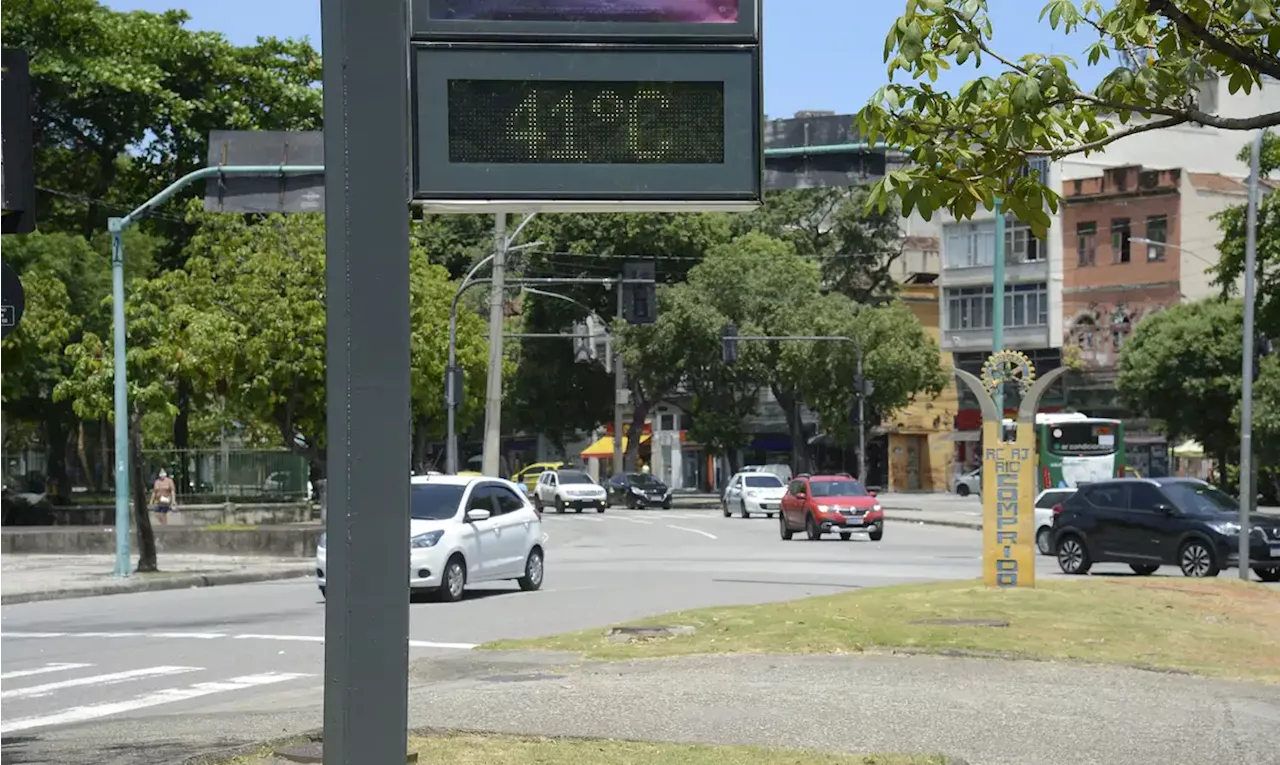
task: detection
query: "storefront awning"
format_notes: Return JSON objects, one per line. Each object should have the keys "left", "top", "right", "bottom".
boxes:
{"left": 1172, "top": 440, "right": 1205, "bottom": 458}
{"left": 580, "top": 434, "right": 651, "bottom": 459}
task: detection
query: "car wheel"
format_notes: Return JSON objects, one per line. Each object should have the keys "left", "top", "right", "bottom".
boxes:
{"left": 318, "top": 585, "right": 326, "bottom": 599}
{"left": 805, "top": 513, "right": 822, "bottom": 541}
{"left": 722, "top": 501, "right": 731, "bottom": 518}
{"left": 438, "top": 555, "right": 467, "bottom": 602}
{"left": 1056, "top": 534, "right": 1091, "bottom": 575}
{"left": 597, "top": 505, "right": 606, "bottom": 513}
{"left": 839, "top": 532, "right": 852, "bottom": 541}
{"left": 740, "top": 500, "right": 749, "bottom": 519}
{"left": 533, "top": 496, "right": 543, "bottom": 512}
{"left": 868, "top": 523, "right": 884, "bottom": 542}
{"left": 1036, "top": 527, "right": 1054, "bottom": 556}
{"left": 518, "top": 548, "right": 544, "bottom": 591}
{"left": 1179, "top": 539, "right": 1219, "bottom": 578}
{"left": 1254, "top": 566, "right": 1280, "bottom": 583}
{"left": 1129, "top": 563, "right": 1159, "bottom": 576}
{"left": 555, "top": 498, "right": 566, "bottom": 514}
{"left": 662, "top": 498, "right": 672, "bottom": 509}
{"left": 956, "top": 485, "right": 970, "bottom": 497}
{"left": 779, "top": 513, "right": 794, "bottom": 540}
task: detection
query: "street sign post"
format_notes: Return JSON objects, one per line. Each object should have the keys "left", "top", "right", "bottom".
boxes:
{"left": 1, "top": 261, "right": 25, "bottom": 339}
{"left": 409, "top": 0, "right": 762, "bottom": 212}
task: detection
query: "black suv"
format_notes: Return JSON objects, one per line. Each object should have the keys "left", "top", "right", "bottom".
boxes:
{"left": 605, "top": 473, "right": 673, "bottom": 509}
{"left": 1052, "top": 478, "right": 1280, "bottom": 581}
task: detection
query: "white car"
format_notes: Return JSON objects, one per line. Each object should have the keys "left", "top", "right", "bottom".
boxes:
{"left": 953, "top": 468, "right": 981, "bottom": 497}
{"left": 534, "top": 468, "right": 608, "bottom": 513}
{"left": 722, "top": 471, "right": 787, "bottom": 518}
{"left": 316, "top": 474, "right": 545, "bottom": 602}
{"left": 1034, "top": 487, "right": 1078, "bottom": 555}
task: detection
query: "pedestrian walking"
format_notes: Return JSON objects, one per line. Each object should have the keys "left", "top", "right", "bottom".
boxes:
{"left": 151, "top": 468, "right": 177, "bottom": 525}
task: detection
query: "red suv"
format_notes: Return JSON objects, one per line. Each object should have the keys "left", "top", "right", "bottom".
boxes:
{"left": 779, "top": 474, "right": 884, "bottom": 541}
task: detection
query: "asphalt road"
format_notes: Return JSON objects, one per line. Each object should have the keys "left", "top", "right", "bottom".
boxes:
{"left": 0, "top": 508, "right": 1269, "bottom": 764}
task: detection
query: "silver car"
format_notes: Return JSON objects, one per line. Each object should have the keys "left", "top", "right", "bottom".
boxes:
{"left": 953, "top": 468, "right": 981, "bottom": 497}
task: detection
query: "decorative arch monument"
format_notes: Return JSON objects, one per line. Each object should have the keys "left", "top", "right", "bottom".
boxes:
{"left": 952, "top": 351, "right": 1070, "bottom": 588}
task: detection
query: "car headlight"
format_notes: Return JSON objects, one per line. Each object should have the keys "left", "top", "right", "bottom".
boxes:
{"left": 818, "top": 504, "right": 838, "bottom": 513}
{"left": 1208, "top": 521, "right": 1241, "bottom": 535}
{"left": 631, "top": 486, "right": 644, "bottom": 495}
{"left": 411, "top": 530, "right": 444, "bottom": 549}
{"left": 872, "top": 503, "right": 882, "bottom": 512}
{"left": 318, "top": 532, "right": 326, "bottom": 549}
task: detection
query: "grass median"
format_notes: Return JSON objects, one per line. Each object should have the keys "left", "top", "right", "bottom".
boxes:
{"left": 220, "top": 733, "right": 948, "bottom": 765}
{"left": 483, "top": 577, "right": 1280, "bottom": 682}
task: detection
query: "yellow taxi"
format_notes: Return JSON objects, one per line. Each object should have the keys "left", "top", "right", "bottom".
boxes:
{"left": 512, "top": 462, "right": 567, "bottom": 493}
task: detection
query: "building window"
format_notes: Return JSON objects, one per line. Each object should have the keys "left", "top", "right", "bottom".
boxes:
{"left": 1076, "top": 221, "right": 1097, "bottom": 266}
{"left": 1111, "top": 218, "right": 1131, "bottom": 264}
{"left": 660, "top": 413, "right": 676, "bottom": 431}
{"left": 945, "top": 218, "right": 1045, "bottom": 269}
{"left": 1145, "top": 215, "right": 1168, "bottom": 261}
{"left": 945, "top": 283, "right": 1048, "bottom": 331}
{"left": 1004, "top": 216, "right": 1043, "bottom": 263}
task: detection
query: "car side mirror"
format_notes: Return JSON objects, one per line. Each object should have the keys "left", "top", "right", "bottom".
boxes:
{"left": 796, "top": 491, "right": 806, "bottom": 499}
{"left": 869, "top": 490, "right": 878, "bottom": 498}
{"left": 466, "top": 508, "right": 491, "bottom": 522}
{"left": 1154, "top": 504, "right": 1174, "bottom": 515}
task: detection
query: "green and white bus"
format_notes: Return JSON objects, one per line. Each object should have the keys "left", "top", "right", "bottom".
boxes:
{"left": 1003, "top": 412, "right": 1126, "bottom": 491}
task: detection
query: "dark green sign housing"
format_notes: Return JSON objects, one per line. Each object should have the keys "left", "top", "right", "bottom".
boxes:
{"left": 410, "top": 1, "right": 762, "bottom": 211}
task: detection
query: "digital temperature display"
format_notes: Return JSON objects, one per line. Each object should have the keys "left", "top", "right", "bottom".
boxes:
{"left": 428, "top": 0, "right": 739, "bottom": 23}
{"left": 447, "top": 80, "right": 725, "bottom": 164}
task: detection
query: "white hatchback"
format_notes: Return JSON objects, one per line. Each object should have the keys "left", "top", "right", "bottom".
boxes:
{"left": 722, "top": 471, "right": 787, "bottom": 518}
{"left": 1034, "top": 487, "right": 1078, "bottom": 555}
{"left": 317, "top": 475, "right": 545, "bottom": 602}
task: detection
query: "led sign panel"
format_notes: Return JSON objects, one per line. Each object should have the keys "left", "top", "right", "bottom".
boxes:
{"left": 412, "top": 45, "right": 761, "bottom": 208}
{"left": 412, "top": 0, "right": 757, "bottom": 40}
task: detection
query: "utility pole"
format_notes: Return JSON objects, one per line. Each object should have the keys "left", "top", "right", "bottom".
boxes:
{"left": 856, "top": 345, "right": 867, "bottom": 484}
{"left": 613, "top": 282, "right": 626, "bottom": 475}
{"left": 481, "top": 213, "right": 507, "bottom": 477}
{"left": 992, "top": 197, "right": 1006, "bottom": 419}
{"left": 1239, "top": 131, "right": 1262, "bottom": 581}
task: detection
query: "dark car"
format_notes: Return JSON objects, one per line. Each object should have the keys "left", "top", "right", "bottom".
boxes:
{"left": 1051, "top": 478, "right": 1280, "bottom": 581}
{"left": 605, "top": 473, "right": 673, "bottom": 509}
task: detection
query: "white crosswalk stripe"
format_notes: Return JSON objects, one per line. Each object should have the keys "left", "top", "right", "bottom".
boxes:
{"left": 0, "top": 662, "right": 313, "bottom": 734}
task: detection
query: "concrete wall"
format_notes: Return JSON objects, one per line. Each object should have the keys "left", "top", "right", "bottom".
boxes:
{"left": 36, "top": 503, "right": 315, "bottom": 527}
{"left": 1, "top": 526, "right": 323, "bottom": 557}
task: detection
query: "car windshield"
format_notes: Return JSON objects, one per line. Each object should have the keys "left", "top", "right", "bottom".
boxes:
{"left": 744, "top": 475, "right": 783, "bottom": 488}
{"left": 809, "top": 480, "right": 868, "bottom": 497}
{"left": 628, "top": 473, "right": 661, "bottom": 486}
{"left": 558, "top": 470, "right": 594, "bottom": 484}
{"left": 1162, "top": 482, "right": 1237, "bottom": 514}
{"left": 410, "top": 483, "right": 465, "bottom": 520}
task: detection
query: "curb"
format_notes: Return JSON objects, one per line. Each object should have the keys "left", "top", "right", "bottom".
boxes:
{"left": 896, "top": 516, "right": 982, "bottom": 531}
{"left": 0, "top": 566, "right": 314, "bottom": 605}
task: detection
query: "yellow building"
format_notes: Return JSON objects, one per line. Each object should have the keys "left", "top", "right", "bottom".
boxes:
{"left": 884, "top": 274, "right": 959, "bottom": 492}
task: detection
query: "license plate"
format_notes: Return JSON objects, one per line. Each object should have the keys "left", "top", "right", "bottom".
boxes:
{"left": 1270, "top": 545, "right": 1280, "bottom": 558}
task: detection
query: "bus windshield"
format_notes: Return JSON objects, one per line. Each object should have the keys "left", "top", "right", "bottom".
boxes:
{"left": 1047, "top": 421, "right": 1119, "bottom": 456}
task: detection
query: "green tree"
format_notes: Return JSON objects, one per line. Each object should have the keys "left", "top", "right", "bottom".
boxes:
{"left": 507, "top": 213, "right": 733, "bottom": 442}
{"left": 1117, "top": 298, "right": 1247, "bottom": 482}
{"left": 4, "top": 0, "right": 322, "bottom": 242}
{"left": 1213, "top": 130, "right": 1280, "bottom": 342}
{"left": 858, "top": 0, "right": 1280, "bottom": 233}
{"left": 797, "top": 295, "right": 950, "bottom": 447}
{"left": 733, "top": 187, "right": 905, "bottom": 303}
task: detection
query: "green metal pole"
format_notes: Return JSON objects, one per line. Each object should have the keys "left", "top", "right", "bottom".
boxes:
{"left": 992, "top": 197, "right": 1006, "bottom": 420}
{"left": 109, "top": 164, "right": 324, "bottom": 577}
{"left": 109, "top": 220, "right": 131, "bottom": 577}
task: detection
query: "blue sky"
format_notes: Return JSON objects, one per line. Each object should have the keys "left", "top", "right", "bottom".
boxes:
{"left": 104, "top": 0, "right": 1106, "bottom": 118}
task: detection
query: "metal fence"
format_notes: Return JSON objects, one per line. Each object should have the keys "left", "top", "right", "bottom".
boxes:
{"left": 140, "top": 449, "right": 312, "bottom": 505}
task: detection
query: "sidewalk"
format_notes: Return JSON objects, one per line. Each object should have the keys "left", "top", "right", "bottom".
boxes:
{"left": 390, "top": 650, "right": 1279, "bottom": 765}
{"left": 0, "top": 553, "right": 314, "bottom": 605}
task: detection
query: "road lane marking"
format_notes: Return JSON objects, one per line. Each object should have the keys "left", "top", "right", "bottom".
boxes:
{"left": 0, "top": 631, "right": 476, "bottom": 650}
{"left": 613, "top": 517, "right": 653, "bottom": 525}
{"left": 1, "top": 666, "right": 201, "bottom": 700}
{"left": 665, "top": 524, "right": 718, "bottom": 540}
{"left": 0, "top": 663, "right": 93, "bottom": 680}
{"left": 0, "top": 672, "right": 312, "bottom": 735}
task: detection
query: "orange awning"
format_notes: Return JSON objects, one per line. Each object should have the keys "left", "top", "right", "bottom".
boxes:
{"left": 580, "top": 434, "right": 651, "bottom": 459}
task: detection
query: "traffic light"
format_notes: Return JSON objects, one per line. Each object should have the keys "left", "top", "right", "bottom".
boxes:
{"left": 722, "top": 323, "right": 739, "bottom": 364}
{"left": 622, "top": 260, "right": 656, "bottom": 325}
{"left": 2, "top": 49, "right": 36, "bottom": 235}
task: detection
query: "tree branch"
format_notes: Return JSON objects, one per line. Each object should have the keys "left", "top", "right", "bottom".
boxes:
{"left": 1147, "top": 0, "right": 1280, "bottom": 82}
{"left": 1029, "top": 114, "right": 1191, "bottom": 157}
